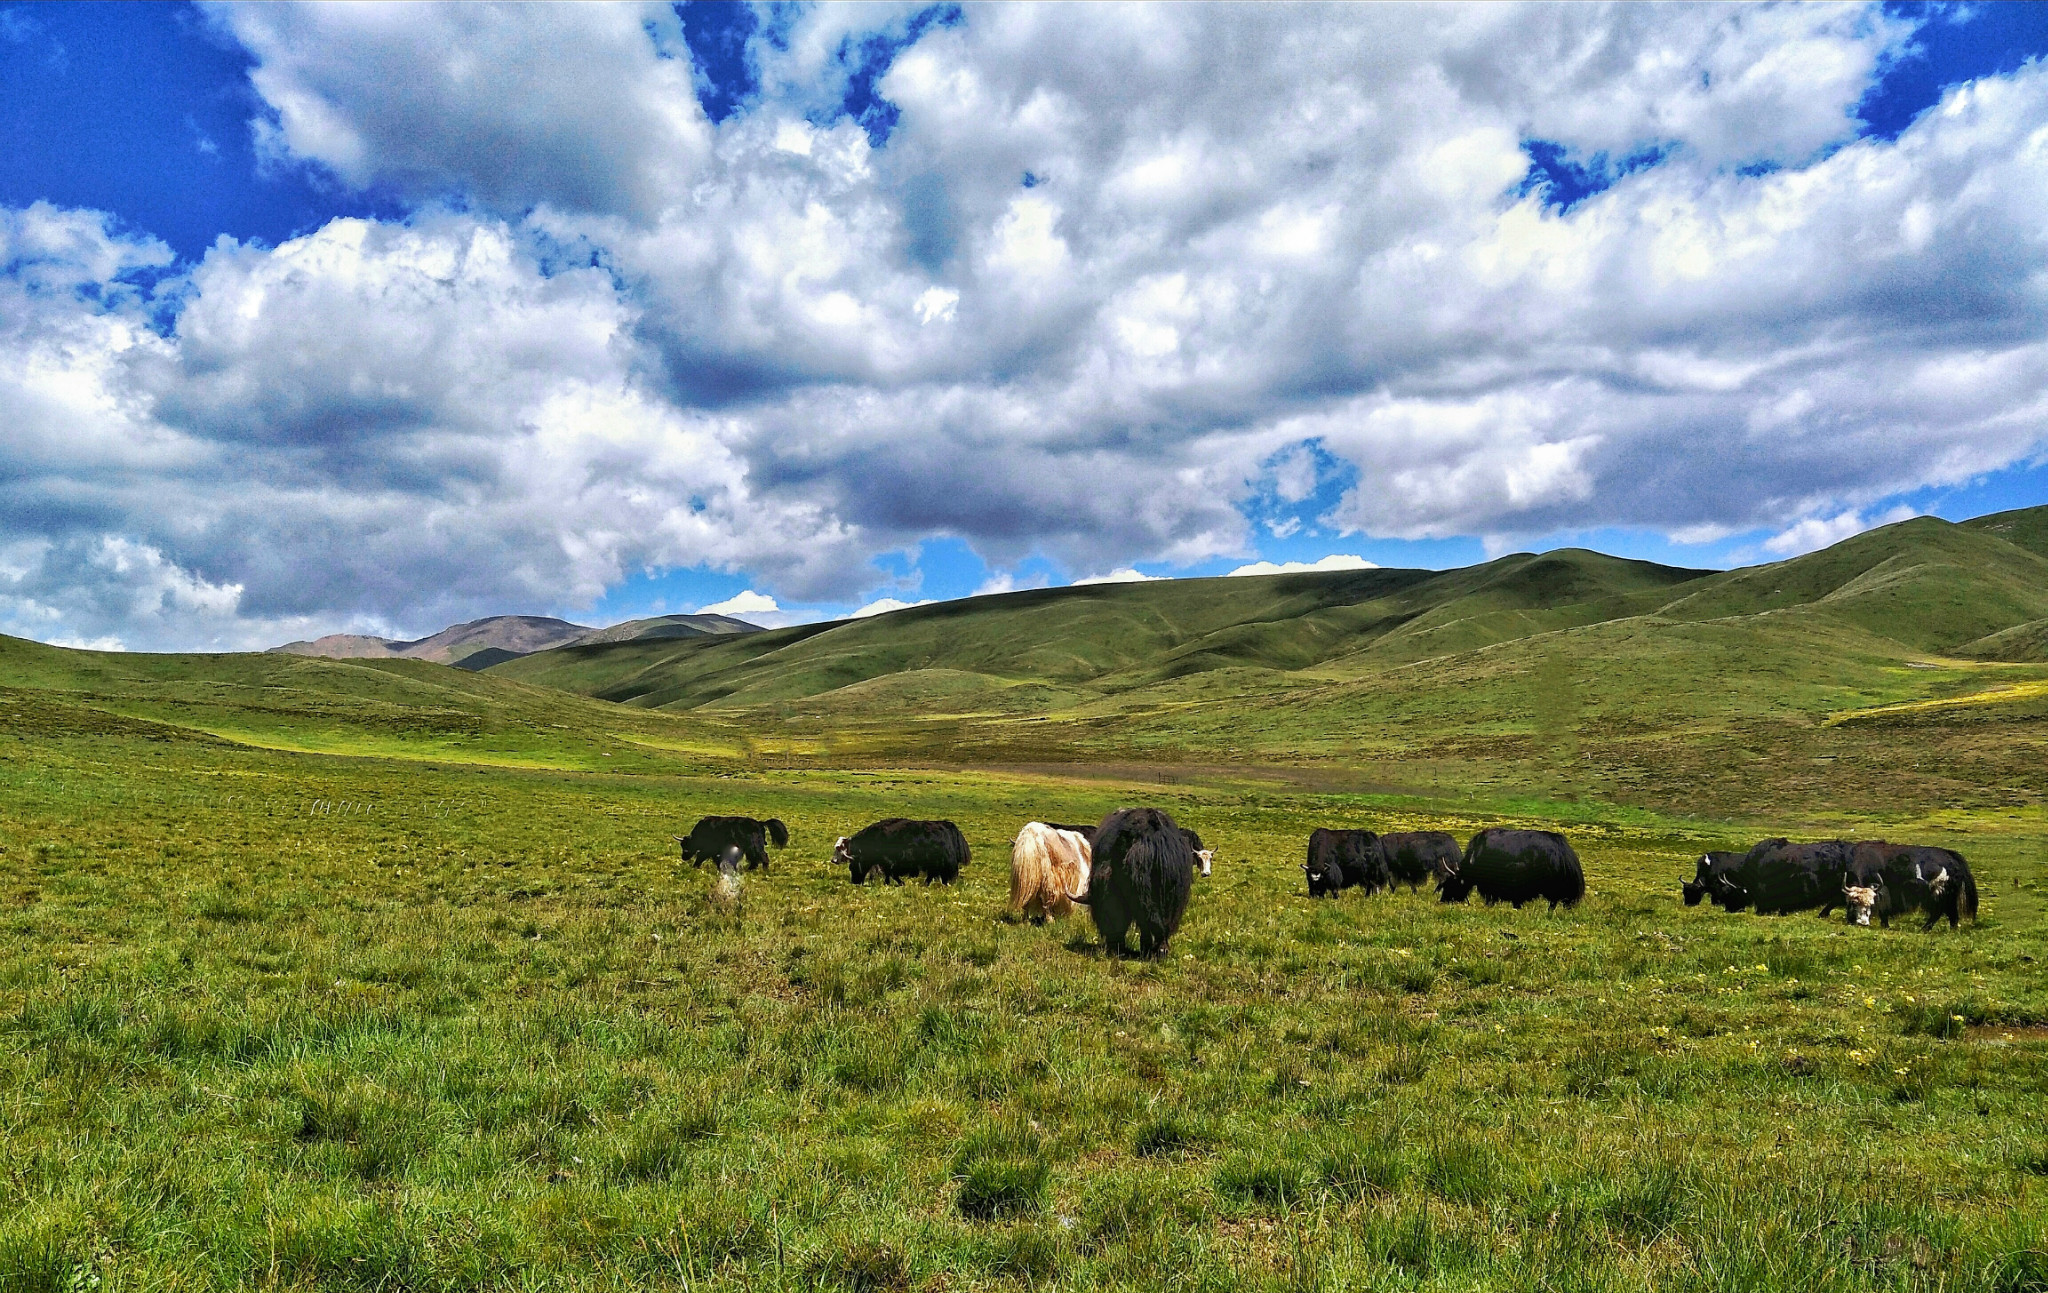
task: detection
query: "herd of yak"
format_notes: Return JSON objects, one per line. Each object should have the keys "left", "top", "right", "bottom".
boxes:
{"left": 675, "top": 811, "right": 1978, "bottom": 957}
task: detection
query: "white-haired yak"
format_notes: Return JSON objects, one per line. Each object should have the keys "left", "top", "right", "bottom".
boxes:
{"left": 1009, "top": 822, "right": 1093, "bottom": 923}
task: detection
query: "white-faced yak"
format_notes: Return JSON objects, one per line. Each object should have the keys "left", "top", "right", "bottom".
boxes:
{"left": 1437, "top": 828, "right": 1585, "bottom": 911}
{"left": 836, "top": 818, "right": 970, "bottom": 885}
{"left": 676, "top": 815, "right": 788, "bottom": 871}
{"left": 1009, "top": 822, "right": 1092, "bottom": 923}
{"left": 1069, "top": 806, "right": 1195, "bottom": 957}
{"left": 1842, "top": 841, "right": 1979, "bottom": 930}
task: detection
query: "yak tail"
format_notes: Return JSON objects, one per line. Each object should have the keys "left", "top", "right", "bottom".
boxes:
{"left": 766, "top": 818, "right": 790, "bottom": 849}
{"left": 1964, "top": 870, "right": 1979, "bottom": 920}
{"left": 1009, "top": 834, "right": 1037, "bottom": 913}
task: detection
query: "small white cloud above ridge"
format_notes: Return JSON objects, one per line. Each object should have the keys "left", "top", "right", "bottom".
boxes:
{"left": 1073, "top": 568, "right": 1165, "bottom": 586}
{"left": 851, "top": 596, "right": 934, "bottom": 619}
{"left": 698, "top": 590, "right": 781, "bottom": 617}
{"left": 1227, "top": 555, "right": 1379, "bottom": 577}
{"left": 1762, "top": 506, "right": 1917, "bottom": 557}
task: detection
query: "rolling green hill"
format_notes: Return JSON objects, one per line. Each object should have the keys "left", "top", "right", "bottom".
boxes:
{"left": 8, "top": 506, "right": 2048, "bottom": 817}
{"left": 0, "top": 632, "right": 740, "bottom": 772}
{"left": 492, "top": 508, "right": 2048, "bottom": 706}
{"left": 469, "top": 508, "right": 2048, "bottom": 815}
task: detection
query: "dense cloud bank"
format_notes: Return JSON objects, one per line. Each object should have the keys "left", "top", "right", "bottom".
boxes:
{"left": 3, "top": 2, "right": 2046, "bottom": 648}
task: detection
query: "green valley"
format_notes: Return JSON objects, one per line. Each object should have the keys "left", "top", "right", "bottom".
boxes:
{"left": 4, "top": 509, "right": 2048, "bottom": 1291}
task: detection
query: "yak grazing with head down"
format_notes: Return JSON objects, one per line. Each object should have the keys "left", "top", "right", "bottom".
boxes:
{"left": 675, "top": 815, "right": 788, "bottom": 871}
{"left": 1841, "top": 841, "right": 1979, "bottom": 930}
{"left": 1069, "top": 807, "right": 1195, "bottom": 957}
{"left": 1437, "top": 828, "right": 1584, "bottom": 911}
{"left": 836, "top": 818, "right": 970, "bottom": 885}
{"left": 1304, "top": 828, "right": 1383, "bottom": 898}
{"left": 1009, "top": 822, "right": 1092, "bottom": 923}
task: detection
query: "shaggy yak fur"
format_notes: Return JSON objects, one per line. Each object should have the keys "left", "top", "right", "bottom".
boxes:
{"left": 1009, "top": 822, "right": 1093, "bottom": 923}
{"left": 675, "top": 815, "right": 789, "bottom": 871}
{"left": 1728, "top": 839, "right": 1852, "bottom": 916}
{"left": 1072, "top": 806, "right": 1195, "bottom": 957}
{"left": 1375, "top": 831, "right": 1462, "bottom": 891}
{"left": 1303, "top": 828, "right": 1384, "bottom": 897}
{"left": 1437, "top": 828, "right": 1585, "bottom": 910}
{"left": 836, "top": 818, "right": 970, "bottom": 885}
{"left": 1843, "top": 841, "right": 1980, "bottom": 930}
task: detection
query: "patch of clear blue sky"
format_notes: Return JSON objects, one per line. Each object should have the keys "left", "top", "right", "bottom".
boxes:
{"left": 0, "top": 3, "right": 402, "bottom": 262}
{"left": 677, "top": 1, "right": 757, "bottom": 124}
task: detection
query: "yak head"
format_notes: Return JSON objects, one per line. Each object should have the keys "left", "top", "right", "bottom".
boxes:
{"left": 1681, "top": 854, "right": 1716, "bottom": 906}
{"left": 1303, "top": 859, "right": 1342, "bottom": 898}
{"left": 1435, "top": 863, "right": 1473, "bottom": 904}
{"left": 1194, "top": 849, "right": 1213, "bottom": 879}
{"left": 1921, "top": 864, "right": 1952, "bottom": 898}
{"left": 832, "top": 837, "right": 866, "bottom": 884}
{"left": 1841, "top": 876, "right": 1883, "bottom": 927}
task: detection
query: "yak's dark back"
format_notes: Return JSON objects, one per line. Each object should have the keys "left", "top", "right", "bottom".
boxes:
{"left": 1737, "top": 839, "right": 1850, "bottom": 915}
{"left": 1461, "top": 828, "right": 1585, "bottom": 907}
{"left": 1091, "top": 807, "right": 1197, "bottom": 952}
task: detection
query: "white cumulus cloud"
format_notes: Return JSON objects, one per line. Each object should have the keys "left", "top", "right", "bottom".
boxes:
{"left": 1763, "top": 506, "right": 1920, "bottom": 557}
{"left": 1074, "top": 568, "right": 1165, "bottom": 586}
{"left": 1228, "top": 555, "right": 1380, "bottom": 577}
{"left": 4, "top": 4, "right": 2047, "bottom": 648}
{"left": 852, "top": 596, "right": 936, "bottom": 619}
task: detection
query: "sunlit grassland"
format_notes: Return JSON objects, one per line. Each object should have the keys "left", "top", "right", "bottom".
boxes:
{"left": 5, "top": 699, "right": 2048, "bottom": 1290}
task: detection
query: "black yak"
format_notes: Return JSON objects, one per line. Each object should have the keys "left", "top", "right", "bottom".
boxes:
{"left": 676, "top": 815, "right": 788, "bottom": 871}
{"left": 1375, "top": 831, "right": 1462, "bottom": 891}
{"left": 1681, "top": 850, "right": 1748, "bottom": 908}
{"left": 836, "top": 819, "right": 970, "bottom": 885}
{"left": 1730, "top": 839, "right": 1852, "bottom": 916}
{"left": 1303, "top": 828, "right": 1383, "bottom": 897}
{"left": 1069, "top": 806, "right": 1195, "bottom": 957}
{"left": 1438, "top": 828, "right": 1584, "bottom": 910}
{"left": 1843, "top": 842, "right": 1979, "bottom": 930}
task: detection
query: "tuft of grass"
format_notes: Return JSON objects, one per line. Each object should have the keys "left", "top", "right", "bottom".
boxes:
{"left": 1423, "top": 1137, "right": 1505, "bottom": 1206}
{"left": 1132, "top": 1110, "right": 1209, "bottom": 1158}
{"left": 1316, "top": 1129, "right": 1406, "bottom": 1200}
{"left": 808, "top": 1241, "right": 912, "bottom": 1293}
{"left": 952, "top": 1122, "right": 1050, "bottom": 1221}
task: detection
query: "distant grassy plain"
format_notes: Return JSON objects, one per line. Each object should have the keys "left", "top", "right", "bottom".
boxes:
{"left": 7, "top": 512, "right": 2048, "bottom": 1290}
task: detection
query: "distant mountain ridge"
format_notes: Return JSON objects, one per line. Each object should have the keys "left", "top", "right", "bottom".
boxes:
{"left": 269, "top": 612, "right": 761, "bottom": 668}
{"left": 483, "top": 505, "right": 2048, "bottom": 717}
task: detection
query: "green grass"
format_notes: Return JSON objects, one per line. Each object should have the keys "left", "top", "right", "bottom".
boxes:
{"left": 4, "top": 660, "right": 2048, "bottom": 1289}
{"left": 6, "top": 508, "right": 2048, "bottom": 1287}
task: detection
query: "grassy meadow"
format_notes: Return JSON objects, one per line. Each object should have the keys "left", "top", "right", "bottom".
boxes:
{"left": 7, "top": 509, "right": 2048, "bottom": 1290}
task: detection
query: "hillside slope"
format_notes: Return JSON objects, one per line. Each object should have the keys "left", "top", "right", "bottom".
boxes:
{"left": 490, "top": 550, "right": 1716, "bottom": 707}
{"left": 0, "top": 632, "right": 738, "bottom": 771}
{"left": 10, "top": 506, "right": 2048, "bottom": 817}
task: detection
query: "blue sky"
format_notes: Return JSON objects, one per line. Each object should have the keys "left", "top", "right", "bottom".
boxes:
{"left": 3, "top": 2, "right": 2047, "bottom": 646}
